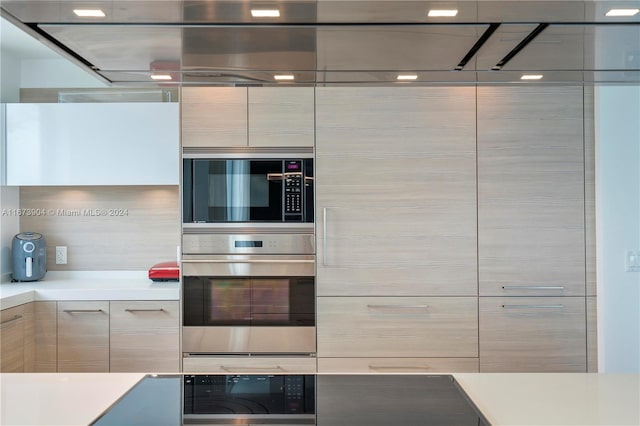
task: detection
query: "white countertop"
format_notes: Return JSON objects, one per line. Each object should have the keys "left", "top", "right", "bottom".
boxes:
{"left": 0, "top": 271, "right": 179, "bottom": 309}
{"left": 0, "top": 373, "right": 144, "bottom": 426}
{"left": 1, "top": 373, "right": 638, "bottom": 426}
{"left": 454, "top": 373, "right": 640, "bottom": 426}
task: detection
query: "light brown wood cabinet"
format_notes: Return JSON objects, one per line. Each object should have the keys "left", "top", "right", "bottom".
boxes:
{"left": 314, "top": 86, "right": 478, "bottom": 371}
{"left": 181, "top": 87, "right": 248, "bottom": 148}
{"left": 57, "top": 301, "right": 109, "bottom": 372}
{"left": 479, "top": 297, "right": 586, "bottom": 372}
{"left": 181, "top": 87, "right": 314, "bottom": 148}
{"left": 1, "top": 303, "right": 34, "bottom": 372}
{"left": 477, "top": 86, "right": 585, "bottom": 297}
{"left": 315, "top": 86, "right": 477, "bottom": 296}
{"left": 317, "top": 297, "right": 478, "bottom": 358}
{"left": 477, "top": 86, "right": 589, "bottom": 372}
{"left": 248, "top": 87, "right": 314, "bottom": 147}
{"left": 35, "top": 301, "right": 57, "bottom": 372}
{"left": 110, "top": 301, "right": 180, "bottom": 372}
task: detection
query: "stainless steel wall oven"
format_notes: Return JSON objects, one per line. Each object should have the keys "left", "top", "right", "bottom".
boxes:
{"left": 182, "top": 233, "right": 315, "bottom": 355}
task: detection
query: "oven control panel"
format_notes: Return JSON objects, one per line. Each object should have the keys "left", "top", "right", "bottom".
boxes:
{"left": 284, "top": 375, "right": 305, "bottom": 414}
{"left": 284, "top": 160, "right": 303, "bottom": 215}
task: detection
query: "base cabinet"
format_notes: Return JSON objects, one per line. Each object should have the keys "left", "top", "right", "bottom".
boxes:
{"left": 479, "top": 297, "right": 587, "bottom": 372}
{"left": 57, "top": 301, "right": 110, "bottom": 372}
{"left": 317, "top": 297, "right": 478, "bottom": 358}
{"left": 110, "top": 301, "right": 180, "bottom": 372}
{"left": 1, "top": 304, "right": 32, "bottom": 372}
{"left": 34, "top": 302, "right": 57, "bottom": 372}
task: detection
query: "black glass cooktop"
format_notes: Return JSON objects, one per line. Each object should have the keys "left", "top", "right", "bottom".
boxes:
{"left": 91, "top": 374, "right": 490, "bottom": 426}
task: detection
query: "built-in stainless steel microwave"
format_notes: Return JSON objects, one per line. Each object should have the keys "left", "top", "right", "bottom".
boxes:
{"left": 183, "top": 157, "right": 314, "bottom": 224}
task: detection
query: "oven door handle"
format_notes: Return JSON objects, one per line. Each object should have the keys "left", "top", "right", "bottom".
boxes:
{"left": 182, "top": 259, "right": 314, "bottom": 264}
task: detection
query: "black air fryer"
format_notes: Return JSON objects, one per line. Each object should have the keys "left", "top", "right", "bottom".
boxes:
{"left": 12, "top": 232, "right": 47, "bottom": 281}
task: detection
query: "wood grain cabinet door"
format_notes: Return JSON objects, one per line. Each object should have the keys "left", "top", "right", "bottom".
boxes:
{"left": 317, "top": 297, "right": 478, "bottom": 358}
{"left": 110, "top": 301, "right": 180, "bottom": 373}
{"left": 181, "top": 87, "right": 248, "bottom": 148}
{"left": 315, "top": 87, "right": 477, "bottom": 296}
{"left": 477, "top": 86, "right": 585, "bottom": 296}
{"left": 479, "top": 297, "right": 586, "bottom": 372}
{"left": 248, "top": 87, "right": 314, "bottom": 147}
{"left": 57, "top": 301, "right": 109, "bottom": 372}
{"left": 1, "top": 305, "right": 26, "bottom": 372}
{"left": 35, "top": 301, "right": 57, "bottom": 372}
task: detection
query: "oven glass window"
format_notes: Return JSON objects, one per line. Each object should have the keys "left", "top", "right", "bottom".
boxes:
{"left": 192, "top": 160, "right": 283, "bottom": 222}
{"left": 183, "top": 277, "right": 315, "bottom": 326}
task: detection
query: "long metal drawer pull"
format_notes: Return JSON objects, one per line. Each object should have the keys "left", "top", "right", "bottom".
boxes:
{"left": 367, "top": 304, "right": 429, "bottom": 310}
{"left": 125, "top": 309, "right": 165, "bottom": 312}
{"left": 502, "top": 286, "right": 565, "bottom": 290}
{"left": 323, "top": 207, "right": 328, "bottom": 267}
{"left": 0, "top": 315, "right": 23, "bottom": 325}
{"left": 502, "top": 304, "right": 565, "bottom": 309}
{"left": 368, "top": 365, "right": 432, "bottom": 371}
{"left": 181, "top": 259, "right": 314, "bottom": 264}
{"left": 63, "top": 309, "right": 104, "bottom": 313}
{"left": 220, "top": 365, "right": 283, "bottom": 372}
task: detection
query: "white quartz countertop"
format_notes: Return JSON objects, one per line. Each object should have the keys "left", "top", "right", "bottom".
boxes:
{"left": 0, "top": 271, "right": 179, "bottom": 309}
{"left": 1, "top": 373, "right": 638, "bottom": 426}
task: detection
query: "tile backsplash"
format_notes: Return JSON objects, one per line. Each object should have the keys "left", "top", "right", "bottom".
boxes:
{"left": 19, "top": 186, "right": 180, "bottom": 271}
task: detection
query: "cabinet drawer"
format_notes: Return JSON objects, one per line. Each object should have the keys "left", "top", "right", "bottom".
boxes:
{"left": 317, "top": 297, "right": 478, "bottom": 358}
{"left": 479, "top": 297, "right": 586, "bottom": 372}
{"left": 58, "top": 301, "right": 109, "bottom": 372}
{"left": 318, "top": 358, "right": 478, "bottom": 373}
{"left": 183, "top": 356, "right": 317, "bottom": 374}
{"left": 110, "top": 301, "right": 180, "bottom": 372}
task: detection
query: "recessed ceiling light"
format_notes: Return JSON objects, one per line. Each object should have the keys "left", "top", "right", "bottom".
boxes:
{"left": 151, "top": 74, "right": 172, "bottom": 81}
{"left": 605, "top": 8, "right": 639, "bottom": 17}
{"left": 251, "top": 9, "right": 280, "bottom": 18}
{"left": 397, "top": 74, "right": 418, "bottom": 80}
{"left": 428, "top": 9, "right": 458, "bottom": 17}
{"left": 274, "top": 74, "right": 295, "bottom": 80}
{"left": 520, "top": 74, "right": 544, "bottom": 80}
{"left": 73, "top": 9, "right": 106, "bottom": 17}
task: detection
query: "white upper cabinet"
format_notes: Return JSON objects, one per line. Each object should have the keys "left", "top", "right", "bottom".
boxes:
{"left": 5, "top": 103, "right": 179, "bottom": 185}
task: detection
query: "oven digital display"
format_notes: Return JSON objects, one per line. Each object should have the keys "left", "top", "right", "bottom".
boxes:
{"left": 286, "top": 162, "right": 300, "bottom": 171}
{"left": 235, "top": 241, "right": 263, "bottom": 248}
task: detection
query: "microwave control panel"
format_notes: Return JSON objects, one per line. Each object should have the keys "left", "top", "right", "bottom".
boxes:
{"left": 284, "top": 160, "right": 303, "bottom": 215}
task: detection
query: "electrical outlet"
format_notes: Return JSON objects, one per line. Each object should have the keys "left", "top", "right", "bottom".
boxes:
{"left": 55, "top": 246, "right": 67, "bottom": 265}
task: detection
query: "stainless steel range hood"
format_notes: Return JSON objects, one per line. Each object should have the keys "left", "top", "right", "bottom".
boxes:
{"left": 2, "top": 0, "right": 639, "bottom": 85}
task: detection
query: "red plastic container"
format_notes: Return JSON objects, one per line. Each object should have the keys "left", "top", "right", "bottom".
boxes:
{"left": 148, "top": 261, "right": 179, "bottom": 282}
